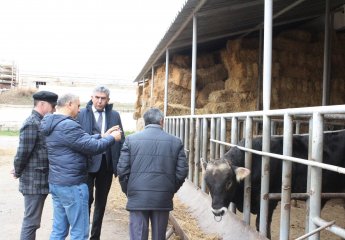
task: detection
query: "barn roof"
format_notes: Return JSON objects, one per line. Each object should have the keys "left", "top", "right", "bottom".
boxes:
{"left": 134, "top": 0, "right": 345, "bottom": 83}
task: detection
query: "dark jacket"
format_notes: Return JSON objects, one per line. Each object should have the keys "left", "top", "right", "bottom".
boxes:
{"left": 77, "top": 100, "right": 125, "bottom": 175}
{"left": 40, "top": 113, "right": 115, "bottom": 186}
{"left": 13, "top": 110, "right": 49, "bottom": 194}
{"left": 117, "top": 124, "right": 188, "bottom": 211}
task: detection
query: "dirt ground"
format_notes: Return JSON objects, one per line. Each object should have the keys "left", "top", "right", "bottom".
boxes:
{"left": 0, "top": 136, "right": 130, "bottom": 239}
{"left": 0, "top": 136, "right": 218, "bottom": 240}
{"left": 271, "top": 199, "right": 345, "bottom": 239}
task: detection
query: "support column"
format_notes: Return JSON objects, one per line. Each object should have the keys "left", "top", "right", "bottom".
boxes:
{"left": 191, "top": 14, "right": 197, "bottom": 115}
{"left": 164, "top": 49, "right": 169, "bottom": 117}
{"left": 260, "top": 0, "right": 273, "bottom": 237}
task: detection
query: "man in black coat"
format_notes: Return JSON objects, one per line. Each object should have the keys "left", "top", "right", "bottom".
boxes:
{"left": 117, "top": 108, "right": 188, "bottom": 240}
{"left": 77, "top": 85, "right": 125, "bottom": 240}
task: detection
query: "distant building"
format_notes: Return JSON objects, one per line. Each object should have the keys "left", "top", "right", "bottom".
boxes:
{"left": 0, "top": 61, "right": 17, "bottom": 89}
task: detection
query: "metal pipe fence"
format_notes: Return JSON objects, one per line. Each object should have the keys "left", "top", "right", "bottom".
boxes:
{"left": 164, "top": 104, "right": 345, "bottom": 239}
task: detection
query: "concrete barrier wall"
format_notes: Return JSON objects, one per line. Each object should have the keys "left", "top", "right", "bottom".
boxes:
{"left": 177, "top": 180, "right": 268, "bottom": 240}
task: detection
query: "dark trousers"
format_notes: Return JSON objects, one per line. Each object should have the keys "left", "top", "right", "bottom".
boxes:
{"left": 20, "top": 194, "right": 47, "bottom": 240}
{"left": 87, "top": 156, "right": 113, "bottom": 240}
{"left": 129, "top": 210, "right": 169, "bottom": 240}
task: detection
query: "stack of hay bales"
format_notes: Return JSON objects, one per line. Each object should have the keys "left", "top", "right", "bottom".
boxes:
{"left": 272, "top": 30, "right": 321, "bottom": 108}
{"left": 198, "top": 38, "right": 259, "bottom": 114}
{"left": 134, "top": 29, "right": 345, "bottom": 130}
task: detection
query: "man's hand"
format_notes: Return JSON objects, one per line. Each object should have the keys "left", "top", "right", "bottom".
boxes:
{"left": 103, "top": 125, "right": 121, "bottom": 137}
{"left": 110, "top": 129, "right": 122, "bottom": 141}
{"left": 10, "top": 169, "right": 18, "bottom": 179}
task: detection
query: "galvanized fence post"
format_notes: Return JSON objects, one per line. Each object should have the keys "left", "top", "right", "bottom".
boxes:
{"left": 230, "top": 116, "right": 239, "bottom": 213}
{"left": 309, "top": 113, "right": 323, "bottom": 240}
{"left": 280, "top": 113, "right": 293, "bottom": 240}
{"left": 220, "top": 117, "right": 226, "bottom": 158}
{"left": 201, "top": 117, "right": 208, "bottom": 192}
{"left": 194, "top": 118, "right": 201, "bottom": 186}
{"left": 243, "top": 116, "right": 253, "bottom": 224}
{"left": 188, "top": 117, "right": 195, "bottom": 182}
{"left": 259, "top": 114, "right": 271, "bottom": 236}
{"left": 210, "top": 118, "right": 216, "bottom": 160}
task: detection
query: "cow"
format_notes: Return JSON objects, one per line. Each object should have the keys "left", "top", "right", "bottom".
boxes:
{"left": 203, "top": 130, "right": 345, "bottom": 239}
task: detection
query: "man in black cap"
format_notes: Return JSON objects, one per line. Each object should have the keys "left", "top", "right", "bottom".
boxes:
{"left": 12, "top": 90, "right": 58, "bottom": 240}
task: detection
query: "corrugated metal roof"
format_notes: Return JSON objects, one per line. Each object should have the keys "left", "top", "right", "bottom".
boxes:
{"left": 134, "top": 0, "right": 345, "bottom": 82}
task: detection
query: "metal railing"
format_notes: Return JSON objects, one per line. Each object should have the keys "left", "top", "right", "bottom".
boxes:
{"left": 164, "top": 104, "right": 345, "bottom": 239}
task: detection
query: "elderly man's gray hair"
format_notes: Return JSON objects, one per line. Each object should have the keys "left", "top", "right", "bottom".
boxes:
{"left": 143, "top": 108, "right": 164, "bottom": 126}
{"left": 93, "top": 85, "right": 110, "bottom": 97}
{"left": 57, "top": 93, "right": 79, "bottom": 107}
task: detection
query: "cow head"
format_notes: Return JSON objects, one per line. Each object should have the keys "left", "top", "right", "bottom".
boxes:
{"left": 203, "top": 158, "right": 250, "bottom": 217}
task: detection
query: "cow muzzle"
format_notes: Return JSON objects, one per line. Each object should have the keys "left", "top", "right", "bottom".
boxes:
{"left": 211, "top": 207, "right": 227, "bottom": 216}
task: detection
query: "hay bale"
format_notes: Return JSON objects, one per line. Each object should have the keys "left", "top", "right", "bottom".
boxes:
{"left": 278, "top": 30, "right": 312, "bottom": 42}
{"left": 134, "top": 86, "right": 143, "bottom": 109}
{"left": 200, "top": 102, "right": 233, "bottom": 114}
{"left": 197, "top": 53, "right": 217, "bottom": 69}
{"left": 151, "top": 101, "right": 191, "bottom": 116}
{"left": 142, "top": 81, "right": 151, "bottom": 97}
{"left": 224, "top": 73, "right": 255, "bottom": 92}
{"left": 281, "top": 66, "right": 310, "bottom": 80}
{"left": 136, "top": 118, "right": 145, "bottom": 131}
{"left": 196, "top": 81, "right": 225, "bottom": 107}
{"left": 274, "top": 36, "right": 307, "bottom": 53}
{"left": 240, "top": 37, "right": 259, "bottom": 49}
{"left": 238, "top": 49, "right": 259, "bottom": 63}
{"left": 168, "top": 83, "right": 191, "bottom": 107}
{"left": 200, "top": 90, "right": 256, "bottom": 114}
{"left": 133, "top": 109, "right": 141, "bottom": 120}
{"left": 172, "top": 55, "right": 191, "bottom": 68}
{"left": 208, "top": 90, "right": 232, "bottom": 103}
{"left": 197, "top": 64, "right": 228, "bottom": 90}
{"left": 168, "top": 103, "right": 191, "bottom": 116}
{"left": 272, "top": 62, "right": 280, "bottom": 78}
{"left": 226, "top": 39, "right": 241, "bottom": 56}
{"left": 171, "top": 66, "right": 192, "bottom": 90}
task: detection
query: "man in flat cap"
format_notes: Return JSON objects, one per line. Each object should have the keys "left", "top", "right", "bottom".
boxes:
{"left": 12, "top": 90, "right": 58, "bottom": 240}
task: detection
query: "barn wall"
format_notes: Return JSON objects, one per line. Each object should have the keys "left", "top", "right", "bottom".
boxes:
{"left": 134, "top": 29, "right": 345, "bottom": 130}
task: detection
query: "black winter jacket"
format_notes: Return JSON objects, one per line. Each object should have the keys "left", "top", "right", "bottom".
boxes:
{"left": 117, "top": 124, "right": 188, "bottom": 211}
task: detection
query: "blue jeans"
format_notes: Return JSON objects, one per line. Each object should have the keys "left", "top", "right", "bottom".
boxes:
{"left": 49, "top": 183, "right": 89, "bottom": 240}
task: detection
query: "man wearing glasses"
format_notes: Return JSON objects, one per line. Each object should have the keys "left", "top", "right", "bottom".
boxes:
{"left": 12, "top": 90, "right": 58, "bottom": 240}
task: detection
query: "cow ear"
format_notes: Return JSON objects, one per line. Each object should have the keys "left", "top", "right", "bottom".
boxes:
{"left": 234, "top": 167, "right": 251, "bottom": 182}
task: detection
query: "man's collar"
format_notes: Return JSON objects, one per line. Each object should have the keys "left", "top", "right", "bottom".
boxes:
{"left": 145, "top": 124, "right": 162, "bottom": 129}
{"left": 92, "top": 105, "right": 104, "bottom": 113}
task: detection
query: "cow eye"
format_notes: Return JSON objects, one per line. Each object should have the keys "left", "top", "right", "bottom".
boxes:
{"left": 226, "top": 181, "right": 232, "bottom": 190}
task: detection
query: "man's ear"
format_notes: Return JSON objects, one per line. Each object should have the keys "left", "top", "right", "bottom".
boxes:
{"left": 160, "top": 119, "right": 164, "bottom": 126}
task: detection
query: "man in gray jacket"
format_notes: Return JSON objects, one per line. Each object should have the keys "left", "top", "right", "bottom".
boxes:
{"left": 117, "top": 108, "right": 188, "bottom": 240}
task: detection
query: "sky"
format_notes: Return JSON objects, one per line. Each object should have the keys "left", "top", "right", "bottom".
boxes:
{"left": 0, "top": 0, "right": 186, "bottom": 82}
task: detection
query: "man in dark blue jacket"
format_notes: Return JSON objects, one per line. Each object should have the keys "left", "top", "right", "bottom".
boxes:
{"left": 41, "top": 93, "right": 122, "bottom": 240}
{"left": 117, "top": 108, "right": 188, "bottom": 240}
{"left": 77, "top": 85, "right": 125, "bottom": 240}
